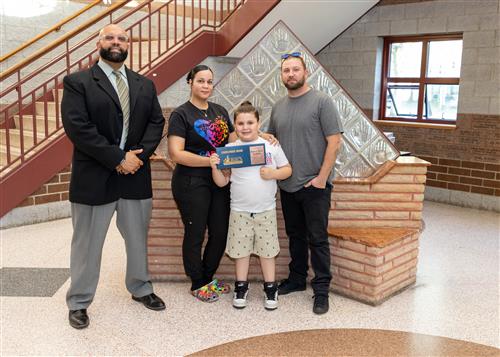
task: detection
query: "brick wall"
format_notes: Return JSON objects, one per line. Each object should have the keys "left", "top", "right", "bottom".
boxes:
{"left": 316, "top": 0, "right": 500, "bottom": 199}
{"left": 147, "top": 157, "right": 429, "bottom": 282}
{"left": 421, "top": 156, "right": 500, "bottom": 196}
{"left": 377, "top": 114, "right": 499, "bottom": 163}
{"left": 376, "top": 114, "right": 500, "bottom": 197}
{"left": 16, "top": 165, "right": 71, "bottom": 208}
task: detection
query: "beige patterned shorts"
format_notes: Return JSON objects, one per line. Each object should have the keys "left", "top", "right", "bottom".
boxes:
{"left": 225, "top": 209, "right": 280, "bottom": 259}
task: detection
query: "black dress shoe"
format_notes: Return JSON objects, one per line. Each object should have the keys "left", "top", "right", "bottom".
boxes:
{"left": 277, "top": 278, "right": 306, "bottom": 296}
{"left": 69, "top": 309, "right": 89, "bottom": 329}
{"left": 313, "top": 295, "right": 329, "bottom": 315}
{"left": 132, "top": 293, "right": 166, "bottom": 311}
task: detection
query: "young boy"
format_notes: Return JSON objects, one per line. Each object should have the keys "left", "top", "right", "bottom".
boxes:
{"left": 209, "top": 101, "right": 292, "bottom": 310}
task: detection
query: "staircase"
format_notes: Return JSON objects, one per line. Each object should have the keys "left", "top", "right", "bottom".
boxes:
{"left": 0, "top": 0, "right": 281, "bottom": 217}
{"left": 1, "top": 89, "right": 59, "bottom": 165}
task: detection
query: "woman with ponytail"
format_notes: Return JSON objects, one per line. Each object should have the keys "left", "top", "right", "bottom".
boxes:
{"left": 167, "top": 65, "right": 235, "bottom": 302}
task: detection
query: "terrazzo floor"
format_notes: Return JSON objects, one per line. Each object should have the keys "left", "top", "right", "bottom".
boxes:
{"left": 191, "top": 329, "right": 500, "bottom": 356}
{"left": 1, "top": 201, "right": 499, "bottom": 356}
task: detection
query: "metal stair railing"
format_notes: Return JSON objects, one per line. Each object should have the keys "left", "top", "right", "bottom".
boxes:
{"left": 0, "top": 0, "right": 245, "bottom": 175}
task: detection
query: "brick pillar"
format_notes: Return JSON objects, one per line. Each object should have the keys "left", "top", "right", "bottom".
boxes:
{"left": 147, "top": 156, "right": 430, "bottom": 287}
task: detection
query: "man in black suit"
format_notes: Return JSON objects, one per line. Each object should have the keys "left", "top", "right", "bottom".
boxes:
{"left": 62, "top": 24, "right": 166, "bottom": 329}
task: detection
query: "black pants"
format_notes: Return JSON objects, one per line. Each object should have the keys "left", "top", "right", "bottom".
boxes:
{"left": 172, "top": 172, "right": 230, "bottom": 290}
{"left": 280, "top": 185, "right": 332, "bottom": 296}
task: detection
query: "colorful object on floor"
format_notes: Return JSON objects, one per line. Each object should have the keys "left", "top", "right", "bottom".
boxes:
{"left": 191, "top": 283, "right": 220, "bottom": 302}
{"left": 209, "top": 279, "right": 231, "bottom": 295}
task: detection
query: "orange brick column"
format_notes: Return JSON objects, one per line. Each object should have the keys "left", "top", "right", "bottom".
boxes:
{"left": 326, "top": 157, "right": 429, "bottom": 304}
{"left": 148, "top": 160, "right": 186, "bottom": 281}
{"left": 331, "top": 157, "right": 428, "bottom": 230}
{"left": 329, "top": 228, "right": 420, "bottom": 305}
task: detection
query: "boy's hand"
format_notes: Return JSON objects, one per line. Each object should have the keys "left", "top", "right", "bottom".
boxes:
{"left": 260, "top": 166, "right": 275, "bottom": 180}
{"left": 209, "top": 153, "right": 220, "bottom": 169}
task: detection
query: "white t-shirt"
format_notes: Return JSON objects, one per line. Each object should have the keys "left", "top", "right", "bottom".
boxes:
{"left": 228, "top": 137, "right": 289, "bottom": 213}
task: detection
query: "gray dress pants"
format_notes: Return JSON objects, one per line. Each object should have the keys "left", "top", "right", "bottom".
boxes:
{"left": 66, "top": 198, "right": 153, "bottom": 310}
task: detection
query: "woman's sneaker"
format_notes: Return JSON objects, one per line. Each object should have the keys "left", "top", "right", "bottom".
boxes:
{"left": 232, "top": 281, "right": 249, "bottom": 309}
{"left": 263, "top": 282, "right": 278, "bottom": 310}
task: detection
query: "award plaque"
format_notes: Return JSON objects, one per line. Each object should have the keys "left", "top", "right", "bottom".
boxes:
{"left": 216, "top": 143, "right": 266, "bottom": 169}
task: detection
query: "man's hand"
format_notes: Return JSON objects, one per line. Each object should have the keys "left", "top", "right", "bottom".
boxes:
{"left": 119, "top": 149, "right": 144, "bottom": 174}
{"left": 305, "top": 176, "right": 327, "bottom": 189}
{"left": 116, "top": 164, "right": 125, "bottom": 174}
{"left": 259, "top": 132, "right": 279, "bottom": 146}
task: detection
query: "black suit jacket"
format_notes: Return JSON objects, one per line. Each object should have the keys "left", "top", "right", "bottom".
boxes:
{"left": 62, "top": 63, "right": 165, "bottom": 205}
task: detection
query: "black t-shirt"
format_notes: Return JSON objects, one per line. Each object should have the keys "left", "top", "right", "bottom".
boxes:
{"left": 167, "top": 100, "right": 234, "bottom": 176}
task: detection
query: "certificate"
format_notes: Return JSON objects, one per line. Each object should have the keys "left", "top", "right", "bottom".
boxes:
{"left": 216, "top": 143, "right": 266, "bottom": 169}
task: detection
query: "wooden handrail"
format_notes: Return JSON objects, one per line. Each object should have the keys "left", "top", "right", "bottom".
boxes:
{"left": 0, "top": 0, "right": 128, "bottom": 80}
{"left": 0, "top": 0, "right": 102, "bottom": 63}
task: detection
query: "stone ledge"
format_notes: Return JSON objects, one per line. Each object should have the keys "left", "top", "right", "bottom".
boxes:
{"left": 328, "top": 227, "right": 418, "bottom": 248}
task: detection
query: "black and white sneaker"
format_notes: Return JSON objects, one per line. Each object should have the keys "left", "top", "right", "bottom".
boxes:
{"left": 263, "top": 282, "right": 278, "bottom": 310}
{"left": 232, "top": 281, "right": 249, "bottom": 309}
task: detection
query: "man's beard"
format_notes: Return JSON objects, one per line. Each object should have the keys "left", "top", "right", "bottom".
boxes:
{"left": 100, "top": 47, "right": 128, "bottom": 63}
{"left": 283, "top": 77, "right": 305, "bottom": 90}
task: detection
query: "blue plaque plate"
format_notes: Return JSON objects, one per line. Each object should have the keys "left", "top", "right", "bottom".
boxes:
{"left": 216, "top": 143, "right": 266, "bottom": 169}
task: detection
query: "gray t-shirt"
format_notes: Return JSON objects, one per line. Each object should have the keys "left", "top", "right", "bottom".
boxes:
{"left": 268, "top": 89, "right": 343, "bottom": 193}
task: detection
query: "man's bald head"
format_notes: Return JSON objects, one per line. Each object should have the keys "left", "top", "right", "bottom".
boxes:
{"left": 97, "top": 24, "right": 129, "bottom": 66}
{"left": 99, "top": 24, "right": 127, "bottom": 39}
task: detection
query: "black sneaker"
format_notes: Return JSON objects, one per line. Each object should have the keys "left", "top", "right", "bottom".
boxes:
{"left": 277, "top": 279, "right": 306, "bottom": 296}
{"left": 232, "top": 281, "right": 249, "bottom": 309}
{"left": 263, "top": 282, "right": 278, "bottom": 310}
{"left": 312, "top": 295, "right": 329, "bottom": 315}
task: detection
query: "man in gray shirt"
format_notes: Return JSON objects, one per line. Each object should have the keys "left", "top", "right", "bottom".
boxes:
{"left": 268, "top": 53, "right": 343, "bottom": 314}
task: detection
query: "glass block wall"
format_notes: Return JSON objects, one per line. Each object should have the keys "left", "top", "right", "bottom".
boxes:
{"left": 210, "top": 21, "right": 399, "bottom": 178}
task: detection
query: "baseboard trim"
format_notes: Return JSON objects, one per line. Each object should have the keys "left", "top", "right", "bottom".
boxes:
{"left": 424, "top": 187, "right": 500, "bottom": 212}
{"left": 0, "top": 201, "right": 71, "bottom": 229}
